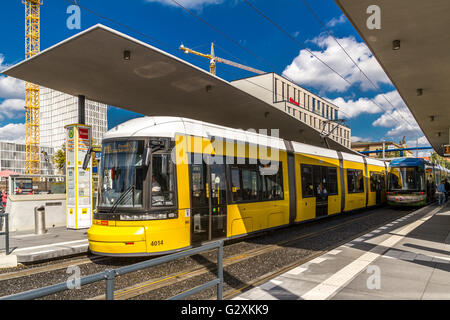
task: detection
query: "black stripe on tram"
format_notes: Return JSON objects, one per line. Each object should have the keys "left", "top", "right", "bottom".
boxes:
{"left": 336, "top": 151, "right": 345, "bottom": 213}
{"left": 362, "top": 156, "right": 369, "bottom": 207}
{"left": 284, "top": 140, "right": 297, "bottom": 224}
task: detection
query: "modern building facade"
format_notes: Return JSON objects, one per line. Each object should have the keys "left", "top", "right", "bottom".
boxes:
{"left": 40, "top": 87, "right": 108, "bottom": 149}
{"left": 231, "top": 73, "right": 351, "bottom": 148}
{"left": 0, "top": 141, "right": 55, "bottom": 175}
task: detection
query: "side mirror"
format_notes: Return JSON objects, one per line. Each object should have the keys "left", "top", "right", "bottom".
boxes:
{"left": 82, "top": 147, "right": 93, "bottom": 170}
{"left": 143, "top": 145, "right": 151, "bottom": 167}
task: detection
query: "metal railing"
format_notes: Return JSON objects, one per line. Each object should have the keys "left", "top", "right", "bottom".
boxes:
{"left": 0, "top": 213, "right": 9, "bottom": 255}
{"left": 0, "top": 240, "right": 224, "bottom": 300}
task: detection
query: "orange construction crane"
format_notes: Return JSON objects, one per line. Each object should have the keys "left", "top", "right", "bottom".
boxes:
{"left": 23, "top": 0, "right": 42, "bottom": 174}
{"left": 180, "top": 43, "right": 265, "bottom": 76}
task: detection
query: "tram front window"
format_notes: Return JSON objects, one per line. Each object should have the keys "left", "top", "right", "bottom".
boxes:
{"left": 388, "top": 167, "right": 423, "bottom": 191}
{"left": 151, "top": 153, "right": 175, "bottom": 207}
{"left": 99, "top": 140, "right": 145, "bottom": 208}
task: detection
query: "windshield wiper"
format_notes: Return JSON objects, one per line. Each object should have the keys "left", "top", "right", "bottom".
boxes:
{"left": 109, "top": 185, "right": 135, "bottom": 214}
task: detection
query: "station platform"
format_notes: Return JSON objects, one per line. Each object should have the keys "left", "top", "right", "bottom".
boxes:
{"left": 0, "top": 226, "right": 88, "bottom": 265}
{"left": 234, "top": 203, "right": 450, "bottom": 300}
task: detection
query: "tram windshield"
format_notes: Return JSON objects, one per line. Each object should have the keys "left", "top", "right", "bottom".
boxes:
{"left": 388, "top": 166, "right": 424, "bottom": 191}
{"left": 99, "top": 140, "right": 145, "bottom": 208}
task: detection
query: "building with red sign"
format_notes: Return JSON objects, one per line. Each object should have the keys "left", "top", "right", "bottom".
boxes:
{"left": 231, "top": 73, "right": 351, "bottom": 148}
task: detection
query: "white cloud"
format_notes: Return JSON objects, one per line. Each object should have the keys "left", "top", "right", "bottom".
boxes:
{"left": 282, "top": 35, "right": 391, "bottom": 93}
{"left": 326, "top": 14, "right": 346, "bottom": 27}
{"left": 0, "top": 54, "right": 25, "bottom": 100}
{"left": 145, "top": 0, "right": 224, "bottom": 10}
{"left": 0, "top": 76, "right": 25, "bottom": 100}
{"left": 371, "top": 95, "right": 422, "bottom": 139}
{"left": 351, "top": 136, "right": 372, "bottom": 142}
{"left": 0, "top": 54, "right": 7, "bottom": 72}
{"left": 327, "top": 90, "right": 402, "bottom": 119}
{"left": 328, "top": 89, "right": 424, "bottom": 142}
{"left": 0, "top": 99, "right": 25, "bottom": 120}
{"left": 0, "top": 123, "right": 25, "bottom": 143}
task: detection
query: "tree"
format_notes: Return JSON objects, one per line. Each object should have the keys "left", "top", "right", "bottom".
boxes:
{"left": 431, "top": 152, "right": 450, "bottom": 169}
{"left": 52, "top": 143, "right": 66, "bottom": 174}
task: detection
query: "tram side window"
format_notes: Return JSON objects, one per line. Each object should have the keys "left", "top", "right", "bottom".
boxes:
{"left": 347, "top": 169, "right": 364, "bottom": 193}
{"left": 241, "top": 166, "right": 259, "bottom": 201}
{"left": 230, "top": 161, "right": 284, "bottom": 203}
{"left": 190, "top": 163, "right": 208, "bottom": 208}
{"left": 327, "top": 167, "right": 338, "bottom": 195}
{"left": 301, "top": 165, "right": 338, "bottom": 197}
{"left": 370, "top": 172, "right": 385, "bottom": 192}
{"left": 151, "top": 153, "right": 176, "bottom": 207}
{"left": 301, "top": 165, "right": 314, "bottom": 197}
{"left": 260, "top": 162, "right": 284, "bottom": 200}
{"left": 231, "top": 167, "right": 242, "bottom": 202}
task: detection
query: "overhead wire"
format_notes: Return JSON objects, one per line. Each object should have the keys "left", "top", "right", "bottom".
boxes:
{"left": 298, "top": 0, "right": 420, "bottom": 139}
{"left": 241, "top": 0, "right": 420, "bottom": 140}
{"left": 61, "top": 0, "right": 354, "bottom": 138}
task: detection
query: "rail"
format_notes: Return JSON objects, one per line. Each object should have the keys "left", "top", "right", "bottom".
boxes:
{"left": 0, "top": 213, "right": 9, "bottom": 255}
{"left": 0, "top": 240, "right": 224, "bottom": 300}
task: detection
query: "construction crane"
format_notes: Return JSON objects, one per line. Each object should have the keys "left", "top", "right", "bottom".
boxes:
{"left": 23, "top": 0, "right": 42, "bottom": 174}
{"left": 180, "top": 43, "right": 265, "bottom": 76}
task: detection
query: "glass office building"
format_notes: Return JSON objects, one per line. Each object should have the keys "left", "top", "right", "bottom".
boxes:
{"left": 0, "top": 141, "right": 55, "bottom": 175}
{"left": 40, "top": 87, "right": 108, "bottom": 149}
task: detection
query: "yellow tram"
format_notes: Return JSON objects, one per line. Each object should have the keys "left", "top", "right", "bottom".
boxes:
{"left": 88, "top": 117, "right": 388, "bottom": 256}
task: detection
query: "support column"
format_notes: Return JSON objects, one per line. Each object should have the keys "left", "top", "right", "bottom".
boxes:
{"left": 78, "top": 95, "right": 85, "bottom": 125}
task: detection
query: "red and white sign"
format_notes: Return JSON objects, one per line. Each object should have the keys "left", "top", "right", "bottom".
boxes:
{"left": 289, "top": 97, "right": 299, "bottom": 106}
{"left": 78, "top": 127, "right": 89, "bottom": 140}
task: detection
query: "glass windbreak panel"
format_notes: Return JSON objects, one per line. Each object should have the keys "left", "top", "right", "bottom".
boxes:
{"left": 388, "top": 167, "right": 423, "bottom": 191}
{"left": 151, "top": 153, "right": 175, "bottom": 207}
{"left": 99, "top": 140, "right": 144, "bottom": 208}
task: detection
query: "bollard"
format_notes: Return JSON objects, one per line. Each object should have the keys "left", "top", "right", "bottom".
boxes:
{"left": 34, "top": 205, "right": 46, "bottom": 235}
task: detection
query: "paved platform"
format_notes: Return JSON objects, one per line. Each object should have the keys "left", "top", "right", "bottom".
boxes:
{"left": 234, "top": 203, "right": 450, "bottom": 300}
{"left": 0, "top": 226, "right": 88, "bottom": 264}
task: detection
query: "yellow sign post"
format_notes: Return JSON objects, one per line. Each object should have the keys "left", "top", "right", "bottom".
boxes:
{"left": 65, "top": 124, "right": 93, "bottom": 229}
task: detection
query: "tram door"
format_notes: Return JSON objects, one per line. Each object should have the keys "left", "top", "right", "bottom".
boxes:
{"left": 314, "top": 166, "right": 328, "bottom": 217}
{"left": 371, "top": 173, "right": 384, "bottom": 205}
{"left": 190, "top": 157, "right": 227, "bottom": 245}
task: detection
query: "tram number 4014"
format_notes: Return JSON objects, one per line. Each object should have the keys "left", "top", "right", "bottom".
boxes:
{"left": 150, "top": 240, "right": 164, "bottom": 246}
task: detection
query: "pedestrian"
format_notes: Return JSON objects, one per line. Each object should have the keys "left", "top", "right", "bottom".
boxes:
{"left": 437, "top": 181, "right": 446, "bottom": 206}
{"left": 1, "top": 190, "right": 7, "bottom": 207}
{"left": 444, "top": 179, "right": 450, "bottom": 202}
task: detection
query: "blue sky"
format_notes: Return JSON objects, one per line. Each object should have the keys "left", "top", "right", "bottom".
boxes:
{"left": 0, "top": 0, "right": 429, "bottom": 152}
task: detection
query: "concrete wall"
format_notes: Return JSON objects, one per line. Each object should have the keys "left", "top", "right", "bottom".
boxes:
{"left": 5, "top": 194, "right": 66, "bottom": 232}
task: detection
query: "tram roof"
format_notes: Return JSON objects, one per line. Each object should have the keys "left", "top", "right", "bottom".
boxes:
{"left": 389, "top": 157, "right": 431, "bottom": 167}
{"left": 3, "top": 24, "right": 358, "bottom": 155}
{"left": 105, "top": 116, "right": 387, "bottom": 167}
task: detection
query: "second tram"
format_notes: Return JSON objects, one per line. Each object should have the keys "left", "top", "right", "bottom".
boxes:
{"left": 387, "top": 157, "right": 447, "bottom": 206}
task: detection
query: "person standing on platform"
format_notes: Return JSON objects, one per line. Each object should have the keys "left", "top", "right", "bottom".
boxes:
{"left": 1, "top": 190, "right": 7, "bottom": 207}
{"left": 444, "top": 179, "right": 450, "bottom": 202}
{"left": 437, "top": 181, "right": 446, "bottom": 206}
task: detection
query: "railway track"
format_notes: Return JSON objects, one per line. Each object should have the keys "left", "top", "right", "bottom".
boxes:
{"left": 92, "top": 206, "right": 414, "bottom": 300}
{"left": 0, "top": 206, "right": 415, "bottom": 300}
